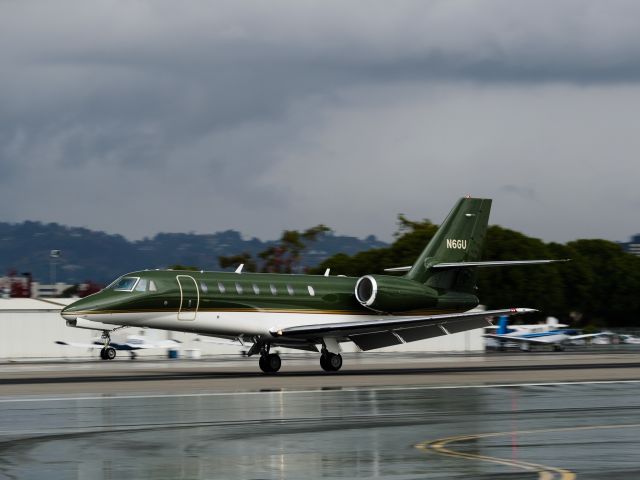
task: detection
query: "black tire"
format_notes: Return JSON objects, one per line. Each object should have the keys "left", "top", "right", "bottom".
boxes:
{"left": 266, "top": 354, "right": 281, "bottom": 373}
{"left": 320, "top": 354, "right": 331, "bottom": 371}
{"left": 105, "top": 347, "right": 117, "bottom": 360}
{"left": 99, "top": 348, "right": 107, "bottom": 360}
{"left": 320, "top": 353, "right": 342, "bottom": 372}
{"left": 259, "top": 355, "right": 271, "bottom": 373}
{"left": 328, "top": 353, "right": 342, "bottom": 371}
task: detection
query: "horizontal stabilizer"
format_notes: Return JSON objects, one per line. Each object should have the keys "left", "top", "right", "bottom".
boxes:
{"left": 385, "top": 259, "right": 569, "bottom": 273}
{"left": 432, "top": 259, "right": 570, "bottom": 269}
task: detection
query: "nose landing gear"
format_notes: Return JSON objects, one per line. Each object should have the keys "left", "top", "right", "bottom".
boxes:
{"left": 99, "top": 331, "right": 117, "bottom": 360}
{"left": 99, "top": 346, "right": 117, "bottom": 360}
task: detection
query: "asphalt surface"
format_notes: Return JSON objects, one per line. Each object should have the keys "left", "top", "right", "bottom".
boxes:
{"left": 1, "top": 351, "right": 640, "bottom": 396}
{"left": 1, "top": 352, "right": 640, "bottom": 479}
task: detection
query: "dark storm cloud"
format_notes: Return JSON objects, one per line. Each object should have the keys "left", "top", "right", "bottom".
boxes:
{"left": 500, "top": 185, "right": 538, "bottom": 201}
{"left": 1, "top": 1, "right": 640, "bottom": 241}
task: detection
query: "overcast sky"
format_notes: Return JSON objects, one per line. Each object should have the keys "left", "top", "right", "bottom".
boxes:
{"left": 1, "top": 1, "right": 639, "bottom": 243}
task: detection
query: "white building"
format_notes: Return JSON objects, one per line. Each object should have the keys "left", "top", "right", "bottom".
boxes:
{"left": 0, "top": 298, "right": 484, "bottom": 360}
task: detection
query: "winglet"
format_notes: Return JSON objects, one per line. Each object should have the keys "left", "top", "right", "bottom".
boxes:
{"left": 324, "top": 268, "right": 331, "bottom": 277}
{"left": 235, "top": 264, "right": 244, "bottom": 274}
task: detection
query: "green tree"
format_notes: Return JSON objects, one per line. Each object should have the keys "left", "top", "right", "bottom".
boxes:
{"left": 218, "top": 252, "right": 257, "bottom": 272}
{"left": 311, "top": 216, "right": 640, "bottom": 327}
{"left": 310, "top": 215, "right": 438, "bottom": 276}
{"left": 219, "top": 225, "right": 332, "bottom": 273}
{"left": 168, "top": 264, "right": 200, "bottom": 271}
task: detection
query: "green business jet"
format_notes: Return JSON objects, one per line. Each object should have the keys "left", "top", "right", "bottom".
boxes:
{"left": 61, "top": 197, "right": 566, "bottom": 373}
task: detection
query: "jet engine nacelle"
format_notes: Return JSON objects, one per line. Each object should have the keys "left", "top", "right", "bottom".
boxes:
{"left": 354, "top": 275, "right": 438, "bottom": 313}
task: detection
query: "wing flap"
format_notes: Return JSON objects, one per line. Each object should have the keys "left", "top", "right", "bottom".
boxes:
{"left": 443, "top": 316, "right": 494, "bottom": 334}
{"left": 394, "top": 324, "right": 445, "bottom": 342}
{"left": 350, "top": 331, "right": 404, "bottom": 351}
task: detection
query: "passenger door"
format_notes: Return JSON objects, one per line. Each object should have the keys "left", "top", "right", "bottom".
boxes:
{"left": 176, "top": 275, "right": 199, "bottom": 321}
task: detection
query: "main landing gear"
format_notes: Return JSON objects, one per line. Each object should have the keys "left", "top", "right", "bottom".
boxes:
{"left": 99, "top": 330, "right": 117, "bottom": 360}
{"left": 248, "top": 341, "right": 342, "bottom": 373}
{"left": 258, "top": 344, "right": 281, "bottom": 374}
{"left": 320, "top": 350, "right": 342, "bottom": 372}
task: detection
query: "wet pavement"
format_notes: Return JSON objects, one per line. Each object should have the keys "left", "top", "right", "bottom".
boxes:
{"left": 1, "top": 381, "right": 640, "bottom": 479}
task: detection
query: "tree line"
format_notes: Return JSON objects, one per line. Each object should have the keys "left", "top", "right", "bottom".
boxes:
{"left": 225, "top": 216, "right": 640, "bottom": 329}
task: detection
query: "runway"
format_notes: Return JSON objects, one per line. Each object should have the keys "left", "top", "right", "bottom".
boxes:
{"left": 1, "top": 351, "right": 640, "bottom": 396}
{"left": 2, "top": 352, "right": 640, "bottom": 479}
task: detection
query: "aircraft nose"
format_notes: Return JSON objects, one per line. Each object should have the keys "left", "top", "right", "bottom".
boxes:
{"left": 61, "top": 304, "right": 79, "bottom": 321}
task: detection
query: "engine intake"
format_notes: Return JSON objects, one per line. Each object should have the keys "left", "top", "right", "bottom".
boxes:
{"left": 354, "top": 275, "right": 438, "bottom": 313}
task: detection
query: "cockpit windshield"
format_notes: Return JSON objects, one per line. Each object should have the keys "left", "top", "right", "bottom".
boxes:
{"left": 110, "top": 277, "right": 140, "bottom": 292}
{"left": 107, "top": 276, "right": 158, "bottom": 292}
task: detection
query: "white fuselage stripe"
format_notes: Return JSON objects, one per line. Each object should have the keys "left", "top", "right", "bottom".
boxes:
{"left": 80, "top": 311, "right": 390, "bottom": 337}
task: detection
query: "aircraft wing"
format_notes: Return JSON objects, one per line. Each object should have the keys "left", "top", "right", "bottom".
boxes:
{"left": 117, "top": 339, "right": 181, "bottom": 350}
{"left": 195, "top": 336, "right": 245, "bottom": 346}
{"left": 568, "top": 332, "right": 614, "bottom": 341}
{"left": 56, "top": 339, "right": 180, "bottom": 350}
{"left": 482, "top": 334, "right": 554, "bottom": 345}
{"left": 55, "top": 340, "right": 104, "bottom": 349}
{"left": 272, "top": 308, "right": 535, "bottom": 351}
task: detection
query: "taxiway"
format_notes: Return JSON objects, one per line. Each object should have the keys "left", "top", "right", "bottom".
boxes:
{"left": 2, "top": 352, "right": 639, "bottom": 479}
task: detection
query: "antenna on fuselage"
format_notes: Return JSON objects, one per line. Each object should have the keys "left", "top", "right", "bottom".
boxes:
{"left": 324, "top": 268, "right": 330, "bottom": 277}
{"left": 235, "top": 264, "right": 244, "bottom": 274}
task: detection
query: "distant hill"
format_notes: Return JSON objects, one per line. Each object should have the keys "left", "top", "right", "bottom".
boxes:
{"left": 0, "top": 221, "right": 387, "bottom": 285}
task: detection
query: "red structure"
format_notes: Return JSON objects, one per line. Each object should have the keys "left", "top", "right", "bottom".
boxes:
{"left": 7, "top": 270, "right": 32, "bottom": 298}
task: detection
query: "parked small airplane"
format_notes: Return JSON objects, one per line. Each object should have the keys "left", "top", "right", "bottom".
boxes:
{"left": 60, "top": 197, "right": 567, "bottom": 373}
{"left": 620, "top": 334, "right": 640, "bottom": 345}
{"left": 56, "top": 335, "right": 180, "bottom": 360}
{"left": 484, "top": 316, "right": 604, "bottom": 351}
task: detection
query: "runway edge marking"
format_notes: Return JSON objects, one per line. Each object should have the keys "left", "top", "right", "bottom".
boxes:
{"left": 2, "top": 379, "right": 640, "bottom": 403}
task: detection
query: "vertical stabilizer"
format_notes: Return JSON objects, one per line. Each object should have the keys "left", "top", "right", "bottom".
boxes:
{"left": 497, "top": 316, "right": 512, "bottom": 335}
{"left": 406, "top": 197, "right": 492, "bottom": 291}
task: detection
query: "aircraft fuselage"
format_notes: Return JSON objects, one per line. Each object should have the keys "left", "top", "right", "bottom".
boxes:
{"left": 61, "top": 269, "right": 478, "bottom": 339}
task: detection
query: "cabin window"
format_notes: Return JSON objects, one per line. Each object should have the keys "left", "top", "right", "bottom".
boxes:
{"left": 270, "top": 284, "right": 277, "bottom": 295}
{"left": 252, "top": 284, "right": 260, "bottom": 295}
{"left": 308, "top": 285, "right": 315, "bottom": 297}
{"left": 218, "top": 282, "right": 226, "bottom": 293}
{"left": 200, "top": 281, "right": 208, "bottom": 293}
{"left": 135, "top": 278, "right": 148, "bottom": 292}
{"left": 235, "top": 282, "right": 243, "bottom": 294}
{"left": 149, "top": 280, "right": 158, "bottom": 292}
{"left": 112, "top": 277, "right": 139, "bottom": 292}
{"left": 286, "top": 284, "right": 294, "bottom": 295}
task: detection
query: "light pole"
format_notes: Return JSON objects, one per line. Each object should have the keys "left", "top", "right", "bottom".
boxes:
{"left": 50, "top": 249, "right": 61, "bottom": 288}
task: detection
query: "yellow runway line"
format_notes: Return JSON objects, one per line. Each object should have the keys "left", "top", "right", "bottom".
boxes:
{"left": 415, "top": 423, "right": 640, "bottom": 479}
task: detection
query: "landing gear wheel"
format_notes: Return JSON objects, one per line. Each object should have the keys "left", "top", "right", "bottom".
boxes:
{"left": 105, "top": 347, "right": 117, "bottom": 360}
{"left": 320, "top": 353, "right": 342, "bottom": 372}
{"left": 99, "top": 348, "right": 108, "bottom": 360}
{"left": 259, "top": 353, "right": 281, "bottom": 373}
